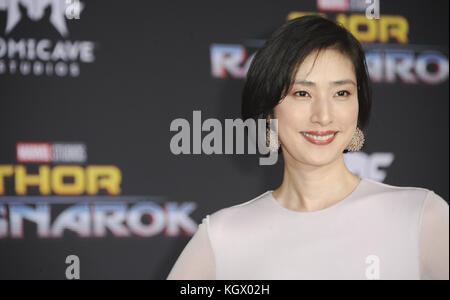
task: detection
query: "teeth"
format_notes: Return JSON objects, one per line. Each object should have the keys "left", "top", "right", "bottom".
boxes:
{"left": 302, "top": 132, "right": 335, "bottom": 141}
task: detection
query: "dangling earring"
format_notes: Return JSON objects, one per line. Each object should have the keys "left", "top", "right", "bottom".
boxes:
{"left": 345, "top": 127, "right": 365, "bottom": 151}
{"left": 266, "top": 114, "right": 280, "bottom": 152}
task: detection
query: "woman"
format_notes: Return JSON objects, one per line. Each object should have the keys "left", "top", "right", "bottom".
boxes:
{"left": 166, "top": 15, "right": 449, "bottom": 280}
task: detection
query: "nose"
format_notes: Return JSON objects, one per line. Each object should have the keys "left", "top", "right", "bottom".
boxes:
{"left": 310, "top": 97, "right": 333, "bottom": 126}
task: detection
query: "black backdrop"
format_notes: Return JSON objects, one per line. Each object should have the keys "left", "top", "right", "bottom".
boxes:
{"left": 0, "top": 0, "right": 448, "bottom": 279}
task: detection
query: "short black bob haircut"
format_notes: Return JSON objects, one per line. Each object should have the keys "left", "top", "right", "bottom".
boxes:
{"left": 241, "top": 15, "right": 372, "bottom": 154}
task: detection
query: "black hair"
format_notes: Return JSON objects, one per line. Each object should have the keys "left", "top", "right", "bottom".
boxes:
{"left": 241, "top": 15, "right": 372, "bottom": 153}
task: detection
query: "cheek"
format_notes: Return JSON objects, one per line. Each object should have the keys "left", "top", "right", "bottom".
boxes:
{"left": 274, "top": 101, "right": 306, "bottom": 132}
{"left": 336, "top": 99, "right": 359, "bottom": 125}
{"left": 274, "top": 97, "right": 359, "bottom": 139}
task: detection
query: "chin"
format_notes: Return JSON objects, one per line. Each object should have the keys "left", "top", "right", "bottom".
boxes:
{"left": 295, "top": 152, "right": 334, "bottom": 166}
{"left": 308, "top": 157, "right": 335, "bottom": 167}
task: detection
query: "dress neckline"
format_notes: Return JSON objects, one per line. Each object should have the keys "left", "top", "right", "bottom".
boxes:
{"left": 267, "top": 177, "right": 366, "bottom": 216}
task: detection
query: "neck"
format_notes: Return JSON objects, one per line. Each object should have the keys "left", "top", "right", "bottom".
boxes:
{"left": 272, "top": 153, "right": 361, "bottom": 212}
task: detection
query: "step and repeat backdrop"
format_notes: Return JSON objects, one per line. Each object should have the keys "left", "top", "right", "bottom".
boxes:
{"left": 0, "top": 0, "right": 448, "bottom": 279}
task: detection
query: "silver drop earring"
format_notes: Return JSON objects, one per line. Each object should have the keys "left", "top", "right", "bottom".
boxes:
{"left": 345, "top": 127, "right": 365, "bottom": 151}
{"left": 266, "top": 114, "right": 280, "bottom": 152}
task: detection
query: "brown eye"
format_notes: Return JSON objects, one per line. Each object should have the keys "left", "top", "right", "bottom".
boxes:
{"left": 294, "top": 91, "right": 310, "bottom": 97}
{"left": 336, "top": 90, "right": 350, "bottom": 97}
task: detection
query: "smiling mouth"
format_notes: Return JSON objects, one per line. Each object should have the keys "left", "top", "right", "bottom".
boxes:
{"left": 301, "top": 130, "right": 338, "bottom": 137}
{"left": 300, "top": 131, "right": 338, "bottom": 144}
{"left": 301, "top": 132, "right": 337, "bottom": 138}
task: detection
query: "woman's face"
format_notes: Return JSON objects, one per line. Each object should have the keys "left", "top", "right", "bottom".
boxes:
{"left": 274, "top": 48, "right": 359, "bottom": 166}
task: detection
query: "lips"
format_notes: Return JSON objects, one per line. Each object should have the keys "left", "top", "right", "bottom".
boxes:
{"left": 300, "top": 131, "right": 338, "bottom": 145}
{"left": 301, "top": 130, "right": 338, "bottom": 136}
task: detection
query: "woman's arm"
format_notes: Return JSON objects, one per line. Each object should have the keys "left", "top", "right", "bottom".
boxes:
{"left": 419, "top": 190, "right": 449, "bottom": 280}
{"left": 166, "top": 215, "right": 216, "bottom": 280}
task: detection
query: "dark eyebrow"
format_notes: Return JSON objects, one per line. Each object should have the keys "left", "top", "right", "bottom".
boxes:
{"left": 331, "top": 79, "right": 357, "bottom": 86}
{"left": 293, "top": 79, "right": 357, "bottom": 87}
